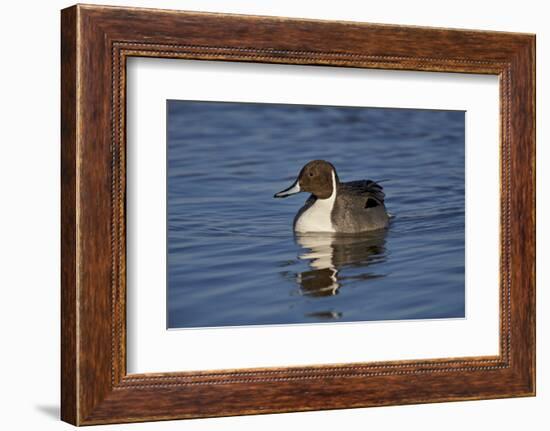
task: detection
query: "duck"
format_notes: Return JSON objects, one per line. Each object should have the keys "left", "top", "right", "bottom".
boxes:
{"left": 274, "top": 160, "right": 389, "bottom": 233}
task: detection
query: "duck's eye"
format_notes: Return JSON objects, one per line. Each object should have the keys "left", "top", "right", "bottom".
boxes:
{"left": 309, "top": 173, "right": 314, "bottom": 177}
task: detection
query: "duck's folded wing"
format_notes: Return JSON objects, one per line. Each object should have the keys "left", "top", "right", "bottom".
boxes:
{"left": 340, "top": 180, "right": 386, "bottom": 207}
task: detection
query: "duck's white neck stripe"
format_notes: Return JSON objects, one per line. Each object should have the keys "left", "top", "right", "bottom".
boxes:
{"left": 328, "top": 170, "right": 337, "bottom": 199}
{"left": 294, "top": 171, "right": 337, "bottom": 233}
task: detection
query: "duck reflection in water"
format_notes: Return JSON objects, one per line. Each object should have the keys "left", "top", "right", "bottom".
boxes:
{"left": 295, "top": 229, "right": 388, "bottom": 299}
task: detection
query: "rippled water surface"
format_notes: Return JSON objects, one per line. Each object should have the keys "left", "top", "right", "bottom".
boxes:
{"left": 167, "top": 101, "right": 465, "bottom": 328}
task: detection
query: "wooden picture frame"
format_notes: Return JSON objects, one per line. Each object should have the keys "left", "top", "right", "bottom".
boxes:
{"left": 61, "top": 4, "right": 535, "bottom": 425}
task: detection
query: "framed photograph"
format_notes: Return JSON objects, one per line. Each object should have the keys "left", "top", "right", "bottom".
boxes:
{"left": 61, "top": 4, "right": 535, "bottom": 425}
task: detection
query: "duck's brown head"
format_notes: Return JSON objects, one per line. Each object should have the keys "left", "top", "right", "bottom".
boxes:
{"left": 274, "top": 160, "right": 338, "bottom": 200}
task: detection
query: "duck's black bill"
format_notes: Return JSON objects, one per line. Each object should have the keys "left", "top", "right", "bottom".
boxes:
{"left": 274, "top": 180, "right": 301, "bottom": 198}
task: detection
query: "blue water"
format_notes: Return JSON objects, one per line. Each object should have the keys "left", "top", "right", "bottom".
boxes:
{"left": 167, "top": 101, "right": 465, "bottom": 328}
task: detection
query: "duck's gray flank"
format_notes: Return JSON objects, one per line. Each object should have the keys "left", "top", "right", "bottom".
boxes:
{"left": 331, "top": 179, "right": 389, "bottom": 233}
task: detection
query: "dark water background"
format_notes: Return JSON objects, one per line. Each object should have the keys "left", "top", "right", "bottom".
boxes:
{"left": 167, "top": 101, "right": 465, "bottom": 328}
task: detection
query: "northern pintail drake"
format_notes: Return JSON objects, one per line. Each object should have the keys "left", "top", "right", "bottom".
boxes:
{"left": 274, "top": 160, "right": 389, "bottom": 233}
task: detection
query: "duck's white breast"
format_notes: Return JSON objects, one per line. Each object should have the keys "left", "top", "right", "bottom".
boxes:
{"left": 294, "top": 172, "right": 337, "bottom": 233}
